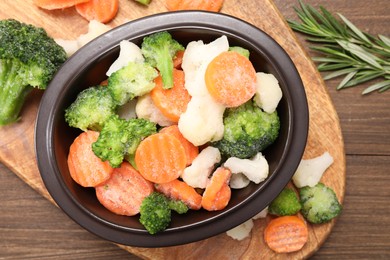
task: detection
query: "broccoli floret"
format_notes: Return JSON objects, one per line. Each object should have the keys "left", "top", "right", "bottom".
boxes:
{"left": 134, "top": 0, "right": 151, "bottom": 5}
{"left": 92, "top": 115, "right": 156, "bottom": 168}
{"left": 168, "top": 199, "right": 189, "bottom": 214}
{"left": 0, "top": 19, "right": 67, "bottom": 125}
{"left": 107, "top": 61, "right": 158, "bottom": 106}
{"left": 213, "top": 100, "right": 280, "bottom": 159}
{"left": 300, "top": 183, "right": 342, "bottom": 224}
{"left": 141, "top": 31, "right": 184, "bottom": 89}
{"left": 65, "top": 86, "right": 117, "bottom": 131}
{"left": 139, "top": 192, "right": 172, "bottom": 234}
{"left": 229, "top": 46, "right": 250, "bottom": 59}
{"left": 268, "top": 187, "right": 301, "bottom": 216}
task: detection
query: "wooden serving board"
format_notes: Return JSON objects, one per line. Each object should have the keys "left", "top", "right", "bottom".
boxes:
{"left": 0, "top": 0, "right": 346, "bottom": 259}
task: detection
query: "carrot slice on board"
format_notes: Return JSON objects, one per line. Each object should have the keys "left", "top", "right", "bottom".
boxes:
{"left": 135, "top": 132, "right": 187, "bottom": 184}
{"left": 155, "top": 179, "right": 202, "bottom": 210}
{"left": 33, "top": 0, "right": 89, "bottom": 10}
{"left": 160, "top": 125, "right": 199, "bottom": 166}
{"left": 165, "top": 0, "right": 224, "bottom": 12}
{"left": 201, "top": 167, "right": 232, "bottom": 211}
{"left": 67, "top": 130, "right": 114, "bottom": 187}
{"left": 150, "top": 69, "right": 191, "bottom": 123}
{"left": 75, "top": 0, "right": 119, "bottom": 23}
{"left": 205, "top": 51, "right": 257, "bottom": 107}
{"left": 264, "top": 215, "right": 309, "bottom": 253}
{"left": 95, "top": 162, "right": 154, "bottom": 216}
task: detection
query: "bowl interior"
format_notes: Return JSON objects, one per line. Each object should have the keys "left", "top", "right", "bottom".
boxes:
{"left": 36, "top": 11, "right": 308, "bottom": 247}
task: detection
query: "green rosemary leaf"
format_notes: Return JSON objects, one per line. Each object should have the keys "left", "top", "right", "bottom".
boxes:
{"left": 362, "top": 80, "right": 390, "bottom": 94}
{"left": 288, "top": 1, "right": 390, "bottom": 94}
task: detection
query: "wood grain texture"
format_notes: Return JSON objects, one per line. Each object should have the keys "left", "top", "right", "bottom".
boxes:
{"left": 1, "top": 0, "right": 389, "bottom": 259}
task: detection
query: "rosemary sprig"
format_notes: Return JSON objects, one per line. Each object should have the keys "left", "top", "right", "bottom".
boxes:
{"left": 288, "top": 0, "right": 390, "bottom": 94}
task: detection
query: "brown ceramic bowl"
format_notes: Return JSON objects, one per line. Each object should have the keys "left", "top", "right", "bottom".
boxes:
{"left": 35, "top": 11, "right": 308, "bottom": 247}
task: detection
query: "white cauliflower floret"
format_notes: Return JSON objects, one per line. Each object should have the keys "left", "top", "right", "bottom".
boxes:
{"left": 224, "top": 153, "right": 269, "bottom": 184}
{"left": 181, "top": 146, "right": 221, "bottom": 189}
{"left": 226, "top": 219, "right": 254, "bottom": 241}
{"left": 135, "top": 94, "right": 174, "bottom": 127}
{"left": 292, "top": 152, "right": 334, "bottom": 188}
{"left": 252, "top": 206, "right": 268, "bottom": 219}
{"left": 229, "top": 173, "right": 250, "bottom": 189}
{"left": 254, "top": 72, "right": 283, "bottom": 113}
{"left": 117, "top": 99, "right": 137, "bottom": 120}
{"left": 106, "top": 40, "right": 144, "bottom": 76}
{"left": 178, "top": 95, "right": 225, "bottom": 146}
{"left": 182, "top": 35, "right": 229, "bottom": 97}
{"left": 55, "top": 20, "right": 111, "bottom": 57}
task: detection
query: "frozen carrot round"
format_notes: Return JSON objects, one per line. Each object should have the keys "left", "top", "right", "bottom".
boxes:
{"left": 155, "top": 179, "right": 202, "bottom": 210}
{"left": 150, "top": 69, "right": 191, "bottom": 122}
{"left": 33, "top": 0, "right": 89, "bottom": 10}
{"left": 201, "top": 167, "right": 232, "bottom": 211}
{"left": 95, "top": 162, "right": 154, "bottom": 216}
{"left": 173, "top": 50, "right": 185, "bottom": 69}
{"left": 264, "top": 215, "right": 309, "bottom": 253}
{"left": 75, "top": 0, "right": 119, "bottom": 23}
{"left": 67, "top": 130, "right": 113, "bottom": 187}
{"left": 205, "top": 51, "right": 257, "bottom": 107}
{"left": 160, "top": 125, "right": 199, "bottom": 166}
{"left": 165, "top": 0, "right": 224, "bottom": 12}
{"left": 135, "top": 132, "right": 187, "bottom": 184}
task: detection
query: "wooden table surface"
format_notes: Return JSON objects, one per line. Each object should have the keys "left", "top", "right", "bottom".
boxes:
{"left": 1, "top": 0, "right": 389, "bottom": 259}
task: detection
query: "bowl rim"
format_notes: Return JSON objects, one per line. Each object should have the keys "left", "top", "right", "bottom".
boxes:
{"left": 35, "top": 10, "right": 308, "bottom": 247}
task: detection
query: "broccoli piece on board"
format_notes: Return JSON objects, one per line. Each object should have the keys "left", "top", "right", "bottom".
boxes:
{"left": 139, "top": 192, "right": 172, "bottom": 234}
{"left": 141, "top": 31, "right": 184, "bottom": 89}
{"left": 213, "top": 100, "right": 280, "bottom": 159}
{"left": 92, "top": 115, "right": 156, "bottom": 168}
{"left": 300, "top": 183, "right": 342, "bottom": 224}
{"left": 107, "top": 61, "right": 158, "bottom": 106}
{"left": 268, "top": 187, "right": 301, "bottom": 216}
{"left": 0, "top": 19, "right": 66, "bottom": 125}
{"left": 65, "top": 86, "right": 117, "bottom": 131}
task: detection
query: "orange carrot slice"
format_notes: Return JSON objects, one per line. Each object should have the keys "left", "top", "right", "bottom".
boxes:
{"left": 135, "top": 132, "right": 187, "bottom": 184}
{"left": 150, "top": 69, "right": 191, "bottom": 122}
{"left": 165, "top": 0, "right": 224, "bottom": 12}
{"left": 173, "top": 50, "right": 185, "bottom": 69}
{"left": 33, "top": 0, "right": 89, "bottom": 10}
{"left": 75, "top": 0, "right": 119, "bottom": 23}
{"left": 160, "top": 125, "right": 199, "bottom": 166}
{"left": 95, "top": 162, "right": 154, "bottom": 216}
{"left": 201, "top": 167, "right": 232, "bottom": 211}
{"left": 155, "top": 179, "right": 202, "bottom": 210}
{"left": 67, "top": 130, "right": 114, "bottom": 187}
{"left": 205, "top": 51, "right": 257, "bottom": 107}
{"left": 264, "top": 215, "right": 309, "bottom": 253}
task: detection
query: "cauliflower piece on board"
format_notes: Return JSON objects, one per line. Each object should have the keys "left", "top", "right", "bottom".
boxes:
{"left": 55, "top": 20, "right": 111, "bottom": 57}
{"left": 106, "top": 40, "right": 145, "bottom": 76}
{"left": 254, "top": 72, "right": 283, "bottom": 113}
{"left": 182, "top": 35, "right": 229, "bottom": 97}
{"left": 292, "top": 152, "right": 334, "bottom": 188}
{"left": 135, "top": 94, "right": 174, "bottom": 127}
{"left": 224, "top": 153, "right": 269, "bottom": 184}
{"left": 178, "top": 94, "right": 225, "bottom": 146}
{"left": 226, "top": 219, "right": 254, "bottom": 241}
{"left": 252, "top": 206, "right": 269, "bottom": 219}
{"left": 181, "top": 146, "right": 221, "bottom": 189}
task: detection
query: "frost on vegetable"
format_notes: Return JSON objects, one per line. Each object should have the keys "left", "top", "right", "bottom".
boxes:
{"left": 182, "top": 35, "right": 229, "bottom": 97}
{"left": 254, "top": 72, "right": 283, "bottom": 114}
{"left": 135, "top": 94, "right": 174, "bottom": 127}
{"left": 229, "top": 173, "right": 251, "bottom": 189}
{"left": 224, "top": 152, "right": 269, "bottom": 185}
{"left": 292, "top": 152, "right": 334, "bottom": 188}
{"left": 226, "top": 219, "right": 254, "bottom": 241}
{"left": 178, "top": 95, "right": 225, "bottom": 146}
{"left": 106, "top": 40, "right": 145, "bottom": 76}
{"left": 181, "top": 146, "right": 221, "bottom": 189}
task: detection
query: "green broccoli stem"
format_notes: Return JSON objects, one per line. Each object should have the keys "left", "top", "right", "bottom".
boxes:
{"left": 0, "top": 60, "right": 33, "bottom": 126}
{"left": 157, "top": 45, "right": 175, "bottom": 89}
{"left": 134, "top": 0, "right": 151, "bottom": 5}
